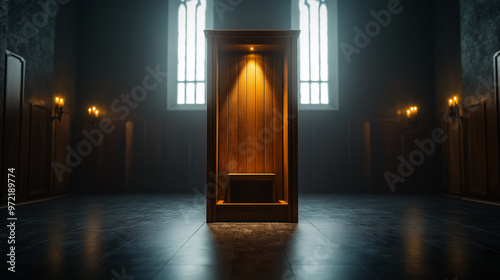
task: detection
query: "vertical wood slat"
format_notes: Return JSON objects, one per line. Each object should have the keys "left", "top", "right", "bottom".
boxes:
{"left": 237, "top": 55, "right": 247, "bottom": 173}
{"left": 247, "top": 53, "right": 257, "bottom": 173}
{"left": 228, "top": 54, "right": 239, "bottom": 174}
{"left": 274, "top": 54, "right": 283, "bottom": 201}
{"left": 218, "top": 56, "right": 228, "bottom": 201}
{"left": 265, "top": 56, "right": 274, "bottom": 174}
{"left": 255, "top": 54, "right": 265, "bottom": 173}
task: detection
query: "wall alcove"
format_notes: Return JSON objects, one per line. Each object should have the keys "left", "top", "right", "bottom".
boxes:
{"left": 205, "top": 30, "right": 299, "bottom": 222}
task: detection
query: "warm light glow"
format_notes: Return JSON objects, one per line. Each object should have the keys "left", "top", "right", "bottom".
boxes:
{"left": 407, "top": 106, "right": 418, "bottom": 118}
{"left": 449, "top": 96, "right": 459, "bottom": 108}
{"left": 89, "top": 106, "right": 99, "bottom": 118}
{"left": 250, "top": 47, "right": 254, "bottom": 51}
{"left": 55, "top": 97, "right": 64, "bottom": 106}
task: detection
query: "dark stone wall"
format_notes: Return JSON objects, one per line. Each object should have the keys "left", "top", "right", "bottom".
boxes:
{"left": 0, "top": 0, "right": 7, "bottom": 92}
{"left": 460, "top": 0, "right": 500, "bottom": 98}
{"left": 6, "top": 0, "right": 56, "bottom": 105}
{"left": 3, "top": 0, "right": 77, "bottom": 108}
{"left": 53, "top": 0, "right": 78, "bottom": 115}
{"left": 0, "top": 0, "right": 8, "bottom": 167}
{"left": 434, "top": 0, "right": 462, "bottom": 119}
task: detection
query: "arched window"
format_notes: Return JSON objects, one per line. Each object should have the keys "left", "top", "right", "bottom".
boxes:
{"left": 293, "top": 0, "right": 338, "bottom": 110}
{"left": 168, "top": 0, "right": 213, "bottom": 110}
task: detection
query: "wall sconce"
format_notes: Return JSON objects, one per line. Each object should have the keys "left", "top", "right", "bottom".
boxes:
{"left": 448, "top": 96, "right": 460, "bottom": 119}
{"left": 53, "top": 97, "right": 64, "bottom": 121}
{"left": 406, "top": 106, "right": 418, "bottom": 119}
{"left": 88, "top": 106, "right": 100, "bottom": 125}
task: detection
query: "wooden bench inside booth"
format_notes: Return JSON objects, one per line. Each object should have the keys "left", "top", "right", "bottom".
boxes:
{"left": 226, "top": 173, "right": 276, "bottom": 203}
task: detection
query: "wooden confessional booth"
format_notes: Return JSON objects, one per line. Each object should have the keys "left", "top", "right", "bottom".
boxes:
{"left": 205, "top": 30, "right": 299, "bottom": 222}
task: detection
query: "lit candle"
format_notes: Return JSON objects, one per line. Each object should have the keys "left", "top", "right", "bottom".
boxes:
{"left": 95, "top": 110, "right": 99, "bottom": 117}
{"left": 59, "top": 99, "right": 64, "bottom": 106}
{"left": 88, "top": 108, "right": 92, "bottom": 115}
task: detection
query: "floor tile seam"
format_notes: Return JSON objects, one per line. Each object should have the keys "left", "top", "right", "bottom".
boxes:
{"left": 150, "top": 221, "right": 206, "bottom": 280}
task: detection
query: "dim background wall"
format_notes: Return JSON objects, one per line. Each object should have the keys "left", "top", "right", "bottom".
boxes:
{"left": 436, "top": 0, "right": 500, "bottom": 202}
{"left": 0, "top": 0, "right": 78, "bottom": 199}
{"left": 73, "top": 0, "right": 439, "bottom": 194}
{"left": 1, "top": 0, "right": 497, "bottom": 199}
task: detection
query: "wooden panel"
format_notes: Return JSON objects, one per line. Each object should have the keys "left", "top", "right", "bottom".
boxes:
{"left": 52, "top": 111, "right": 72, "bottom": 194}
{"left": 246, "top": 53, "right": 256, "bottom": 173}
{"left": 218, "top": 52, "right": 283, "bottom": 202}
{"left": 237, "top": 54, "right": 247, "bottom": 172}
{"left": 255, "top": 54, "right": 265, "bottom": 173}
{"left": 264, "top": 56, "right": 274, "bottom": 174}
{"left": 2, "top": 52, "right": 24, "bottom": 198}
{"left": 28, "top": 105, "right": 50, "bottom": 196}
{"left": 141, "top": 121, "right": 162, "bottom": 190}
{"left": 443, "top": 119, "right": 463, "bottom": 194}
{"left": 206, "top": 36, "right": 217, "bottom": 222}
{"left": 488, "top": 52, "right": 500, "bottom": 200}
{"left": 485, "top": 96, "right": 499, "bottom": 200}
{"left": 274, "top": 54, "right": 283, "bottom": 200}
{"left": 125, "top": 120, "right": 134, "bottom": 189}
{"left": 369, "top": 121, "right": 400, "bottom": 192}
{"left": 216, "top": 204, "right": 289, "bottom": 222}
{"left": 218, "top": 56, "right": 229, "bottom": 200}
{"left": 464, "top": 104, "right": 488, "bottom": 196}
{"left": 228, "top": 55, "right": 239, "bottom": 174}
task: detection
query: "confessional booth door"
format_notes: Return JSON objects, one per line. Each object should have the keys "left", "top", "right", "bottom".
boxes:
{"left": 206, "top": 30, "right": 299, "bottom": 222}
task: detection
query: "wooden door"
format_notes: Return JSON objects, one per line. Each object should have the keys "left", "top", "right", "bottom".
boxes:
{"left": 2, "top": 51, "right": 25, "bottom": 199}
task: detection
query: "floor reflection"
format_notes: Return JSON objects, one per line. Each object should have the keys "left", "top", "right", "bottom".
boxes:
{"left": 81, "top": 206, "right": 102, "bottom": 278}
{"left": 205, "top": 223, "right": 297, "bottom": 279}
{"left": 5, "top": 194, "right": 500, "bottom": 280}
{"left": 403, "top": 205, "right": 426, "bottom": 275}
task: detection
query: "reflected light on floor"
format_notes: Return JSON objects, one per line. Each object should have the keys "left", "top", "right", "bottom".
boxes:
{"left": 82, "top": 206, "right": 102, "bottom": 276}
{"left": 403, "top": 205, "right": 426, "bottom": 274}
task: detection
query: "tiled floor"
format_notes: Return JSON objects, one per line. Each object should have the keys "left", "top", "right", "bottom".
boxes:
{"left": 1, "top": 194, "right": 500, "bottom": 279}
